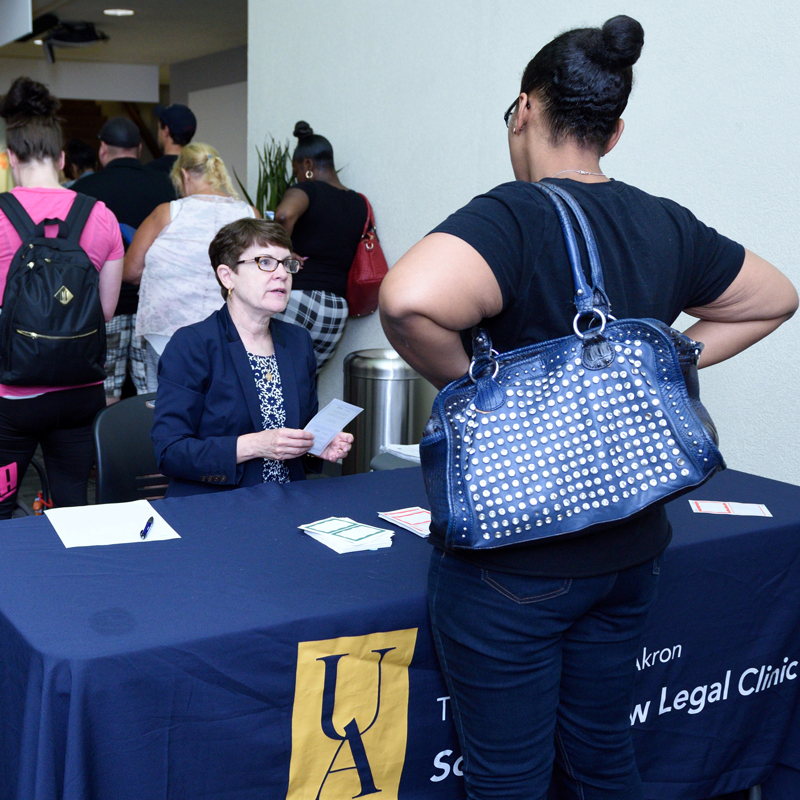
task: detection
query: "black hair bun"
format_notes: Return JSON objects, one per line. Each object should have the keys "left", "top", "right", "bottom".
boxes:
{"left": 293, "top": 120, "right": 314, "bottom": 141}
{"left": 585, "top": 15, "right": 644, "bottom": 71}
{"left": 0, "top": 76, "right": 60, "bottom": 121}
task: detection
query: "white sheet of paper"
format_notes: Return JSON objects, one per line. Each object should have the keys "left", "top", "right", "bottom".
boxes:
{"left": 379, "top": 444, "right": 421, "bottom": 464}
{"left": 689, "top": 500, "right": 772, "bottom": 517}
{"left": 45, "top": 500, "right": 181, "bottom": 548}
{"left": 304, "top": 399, "right": 362, "bottom": 457}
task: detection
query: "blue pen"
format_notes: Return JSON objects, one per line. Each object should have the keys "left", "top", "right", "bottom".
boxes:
{"left": 140, "top": 516, "right": 154, "bottom": 540}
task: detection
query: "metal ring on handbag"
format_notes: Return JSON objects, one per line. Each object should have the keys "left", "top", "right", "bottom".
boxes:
{"left": 572, "top": 308, "right": 607, "bottom": 339}
{"left": 468, "top": 350, "right": 500, "bottom": 382}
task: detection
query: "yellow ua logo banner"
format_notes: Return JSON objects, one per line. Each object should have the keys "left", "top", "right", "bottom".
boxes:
{"left": 287, "top": 628, "right": 418, "bottom": 800}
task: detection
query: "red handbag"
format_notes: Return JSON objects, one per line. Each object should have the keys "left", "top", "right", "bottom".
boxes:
{"left": 346, "top": 195, "right": 389, "bottom": 317}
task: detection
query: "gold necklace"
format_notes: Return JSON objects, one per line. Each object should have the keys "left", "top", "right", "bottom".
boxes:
{"left": 550, "top": 169, "right": 606, "bottom": 179}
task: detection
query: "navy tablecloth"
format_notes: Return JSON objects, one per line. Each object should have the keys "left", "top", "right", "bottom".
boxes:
{"left": 0, "top": 468, "right": 797, "bottom": 799}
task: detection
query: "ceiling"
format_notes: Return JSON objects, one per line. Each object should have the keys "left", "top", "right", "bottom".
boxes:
{"left": 0, "top": 0, "right": 247, "bottom": 68}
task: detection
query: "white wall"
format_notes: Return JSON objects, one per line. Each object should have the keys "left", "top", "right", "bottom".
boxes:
{"left": 189, "top": 81, "right": 248, "bottom": 189}
{"left": 171, "top": 46, "right": 247, "bottom": 107}
{"left": 0, "top": 58, "right": 158, "bottom": 102}
{"left": 2, "top": 0, "right": 31, "bottom": 48}
{"left": 249, "top": 1, "right": 800, "bottom": 485}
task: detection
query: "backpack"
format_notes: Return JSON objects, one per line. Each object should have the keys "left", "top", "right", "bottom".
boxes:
{"left": 0, "top": 192, "right": 107, "bottom": 386}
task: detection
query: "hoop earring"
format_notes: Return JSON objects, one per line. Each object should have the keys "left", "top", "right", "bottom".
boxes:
{"left": 228, "top": 286, "right": 234, "bottom": 298}
{"left": 305, "top": 170, "right": 314, "bottom": 180}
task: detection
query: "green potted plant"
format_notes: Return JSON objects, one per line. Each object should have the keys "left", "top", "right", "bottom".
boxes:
{"left": 234, "top": 135, "right": 294, "bottom": 217}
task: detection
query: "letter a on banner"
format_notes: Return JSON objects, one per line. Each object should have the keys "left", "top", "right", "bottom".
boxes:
{"left": 287, "top": 628, "right": 418, "bottom": 800}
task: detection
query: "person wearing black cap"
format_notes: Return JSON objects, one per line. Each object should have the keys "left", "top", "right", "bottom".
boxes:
{"left": 72, "top": 116, "right": 176, "bottom": 403}
{"left": 147, "top": 103, "right": 197, "bottom": 175}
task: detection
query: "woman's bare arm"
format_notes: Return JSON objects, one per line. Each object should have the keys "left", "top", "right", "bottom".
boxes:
{"left": 683, "top": 249, "right": 797, "bottom": 367}
{"left": 273, "top": 187, "right": 310, "bottom": 236}
{"left": 122, "top": 203, "right": 171, "bottom": 285}
{"left": 98, "top": 257, "right": 123, "bottom": 321}
{"left": 379, "top": 233, "right": 503, "bottom": 388}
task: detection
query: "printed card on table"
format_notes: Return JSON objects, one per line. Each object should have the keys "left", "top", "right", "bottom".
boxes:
{"left": 299, "top": 516, "right": 394, "bottom": 553}
{"left": 378, "top": 507, "right": 431, "bottom": 537}
{"left": 689, "top": 500, "right": 772, "bottom": 517}
{"left": 300, "top": 516, "right": 390, "bottom": 542}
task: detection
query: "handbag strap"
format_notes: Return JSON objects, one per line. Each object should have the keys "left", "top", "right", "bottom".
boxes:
{"left": 538, "top": 181, "right": 611, "bottom": 316}
{"left": 469, "top": 181, "right": 617, "bottom": 396}
{"left": 533, "top": 182, "right": 611, "bottom": 319}
{"left": 357, "top": 194, "right": 376, "bottom": 239}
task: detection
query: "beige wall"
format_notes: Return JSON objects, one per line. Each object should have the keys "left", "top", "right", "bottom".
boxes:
{"left": 0, "top": 58, "right": 158, "bottom": 102}
{"left": 249, "top": 1, "right": 800, "bottom": 484}
{"left": 189, "top": 81, "right": 248, "bottom": 188}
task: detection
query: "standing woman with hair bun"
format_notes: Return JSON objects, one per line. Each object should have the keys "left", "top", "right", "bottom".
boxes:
{"left": 381, "top": 16, "right": 796, "bottom": 799}
{"left": 123, "top": 142, "right": 259, "bottom": 391}
{"left": 273, "top": 121, "right": 367, "bottom": 372}
{"left": 0, "top": 77, "right": 123, "bottom": 518}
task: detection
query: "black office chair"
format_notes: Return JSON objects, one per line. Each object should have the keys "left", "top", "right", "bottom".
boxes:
{"left": 93, "top": 393, "right": 169, "bottom": 504}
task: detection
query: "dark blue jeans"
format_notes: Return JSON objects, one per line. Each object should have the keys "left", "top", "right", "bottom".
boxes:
{"left": 428, "top": 548, "right": 661, "bottom": 800}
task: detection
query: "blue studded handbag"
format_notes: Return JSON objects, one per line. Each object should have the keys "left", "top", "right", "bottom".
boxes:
{"left": 419, "top": 182, "right": 725, "bottom": 550}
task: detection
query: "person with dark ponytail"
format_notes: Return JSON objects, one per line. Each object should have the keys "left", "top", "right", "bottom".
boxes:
{"left": 0, "top": 77, "right": 123, "bottom": 518}
{"left": 273, "top": 121, "right": 367, "bottom": 372}
{"left": 381, "top": 17, "right": 796, "bottom": 799}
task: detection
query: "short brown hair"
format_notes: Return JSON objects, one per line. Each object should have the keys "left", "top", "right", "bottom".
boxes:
{"left": 208, "top": 218, "right": 293, "bottom": 299}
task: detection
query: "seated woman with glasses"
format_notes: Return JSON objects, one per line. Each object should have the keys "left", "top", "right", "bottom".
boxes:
{"left": 151, "top": 218, "right": 353, "bottom": 497}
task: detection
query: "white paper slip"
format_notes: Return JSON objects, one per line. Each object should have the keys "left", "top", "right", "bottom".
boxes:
{"left": 378, "top": 507, "right": 431, "bottom": 537}
{"left": 689, "top": 500, "right": 772, "bottom": 517}
{"left": 45, "top": 500, "right": 181, "bottom": 548}
{"left": 379, "top": 444, "right": 421, "bottom": 464}
{"left": 304, "top": 399, "right": 363, "bottom": 457}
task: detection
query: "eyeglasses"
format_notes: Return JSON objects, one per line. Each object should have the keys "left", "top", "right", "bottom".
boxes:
{"left": 504, "top": 98, "right": 518, "bottom": 129}
{"left": 236, "top": 255, "right": 301, "bottom": 273}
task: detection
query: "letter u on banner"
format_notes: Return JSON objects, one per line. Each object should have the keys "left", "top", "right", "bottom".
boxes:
{"left": 287, "top": 628, "right": 418, "bottom": 800}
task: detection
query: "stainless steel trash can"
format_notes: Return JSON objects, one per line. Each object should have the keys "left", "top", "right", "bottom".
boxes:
{"left": 342, "top": 349, "right": 436, "bottom": 475}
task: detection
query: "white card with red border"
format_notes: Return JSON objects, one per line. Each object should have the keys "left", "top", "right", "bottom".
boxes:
{"left": 689, "top": 500, "right": 772, "bottom": 517}
{"left": 378, "top": 507, "right": 431, "bottom": 537}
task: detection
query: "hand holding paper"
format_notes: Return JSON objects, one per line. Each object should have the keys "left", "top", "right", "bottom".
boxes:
{"left": 318, "top": 431, "right": 354, "bottom": 463}
{"left": 304, "top": 399, "right": 362, "bottom": 457}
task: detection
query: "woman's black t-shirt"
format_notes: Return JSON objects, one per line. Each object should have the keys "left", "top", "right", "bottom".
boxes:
{"left": 289, "top": 182, "right": 367, "bottom": 297}
{"left": 429, "top": 178, "right": 745, "bottom": 577}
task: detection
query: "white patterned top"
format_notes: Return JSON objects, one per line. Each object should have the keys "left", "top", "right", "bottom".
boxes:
{"left": 136, "top": 194, "right": 255, "bottom": 339}
{"left": 247, "top": 351, "right": 290, "bottom": 484}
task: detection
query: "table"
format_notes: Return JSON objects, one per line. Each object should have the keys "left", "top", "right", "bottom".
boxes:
{"left": 0, "top": 468, "right": 798, "bottom": 800}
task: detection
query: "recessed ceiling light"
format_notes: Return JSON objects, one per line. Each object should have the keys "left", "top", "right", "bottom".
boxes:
{"left": 33, "top": 39, "right": 43, "bottom": 45}
{"left": 104, "top": 8, "right": 134, "bottom": 16}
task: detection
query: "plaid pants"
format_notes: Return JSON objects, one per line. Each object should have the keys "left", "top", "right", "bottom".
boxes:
{"left": 103, "top": 313, "right": 148, "bottom": 397}
{"left": 272, "top": 290, "right": 348, "bottom": 372}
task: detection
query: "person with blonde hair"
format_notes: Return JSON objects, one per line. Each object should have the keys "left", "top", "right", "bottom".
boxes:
{"left": 123, "top": 143, "right": 259, "bottom": 391}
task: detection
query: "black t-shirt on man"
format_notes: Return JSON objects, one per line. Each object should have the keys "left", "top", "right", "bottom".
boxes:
{"left": 73, "top": 157, "right": 176, "bottom": 316}
{"left": 430, "top": 178, "right": 745, "bottom": 578}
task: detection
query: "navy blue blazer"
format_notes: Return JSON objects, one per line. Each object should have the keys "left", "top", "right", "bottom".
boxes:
{"left": 151, "top": 305, "right": 319, "bottom": 497}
